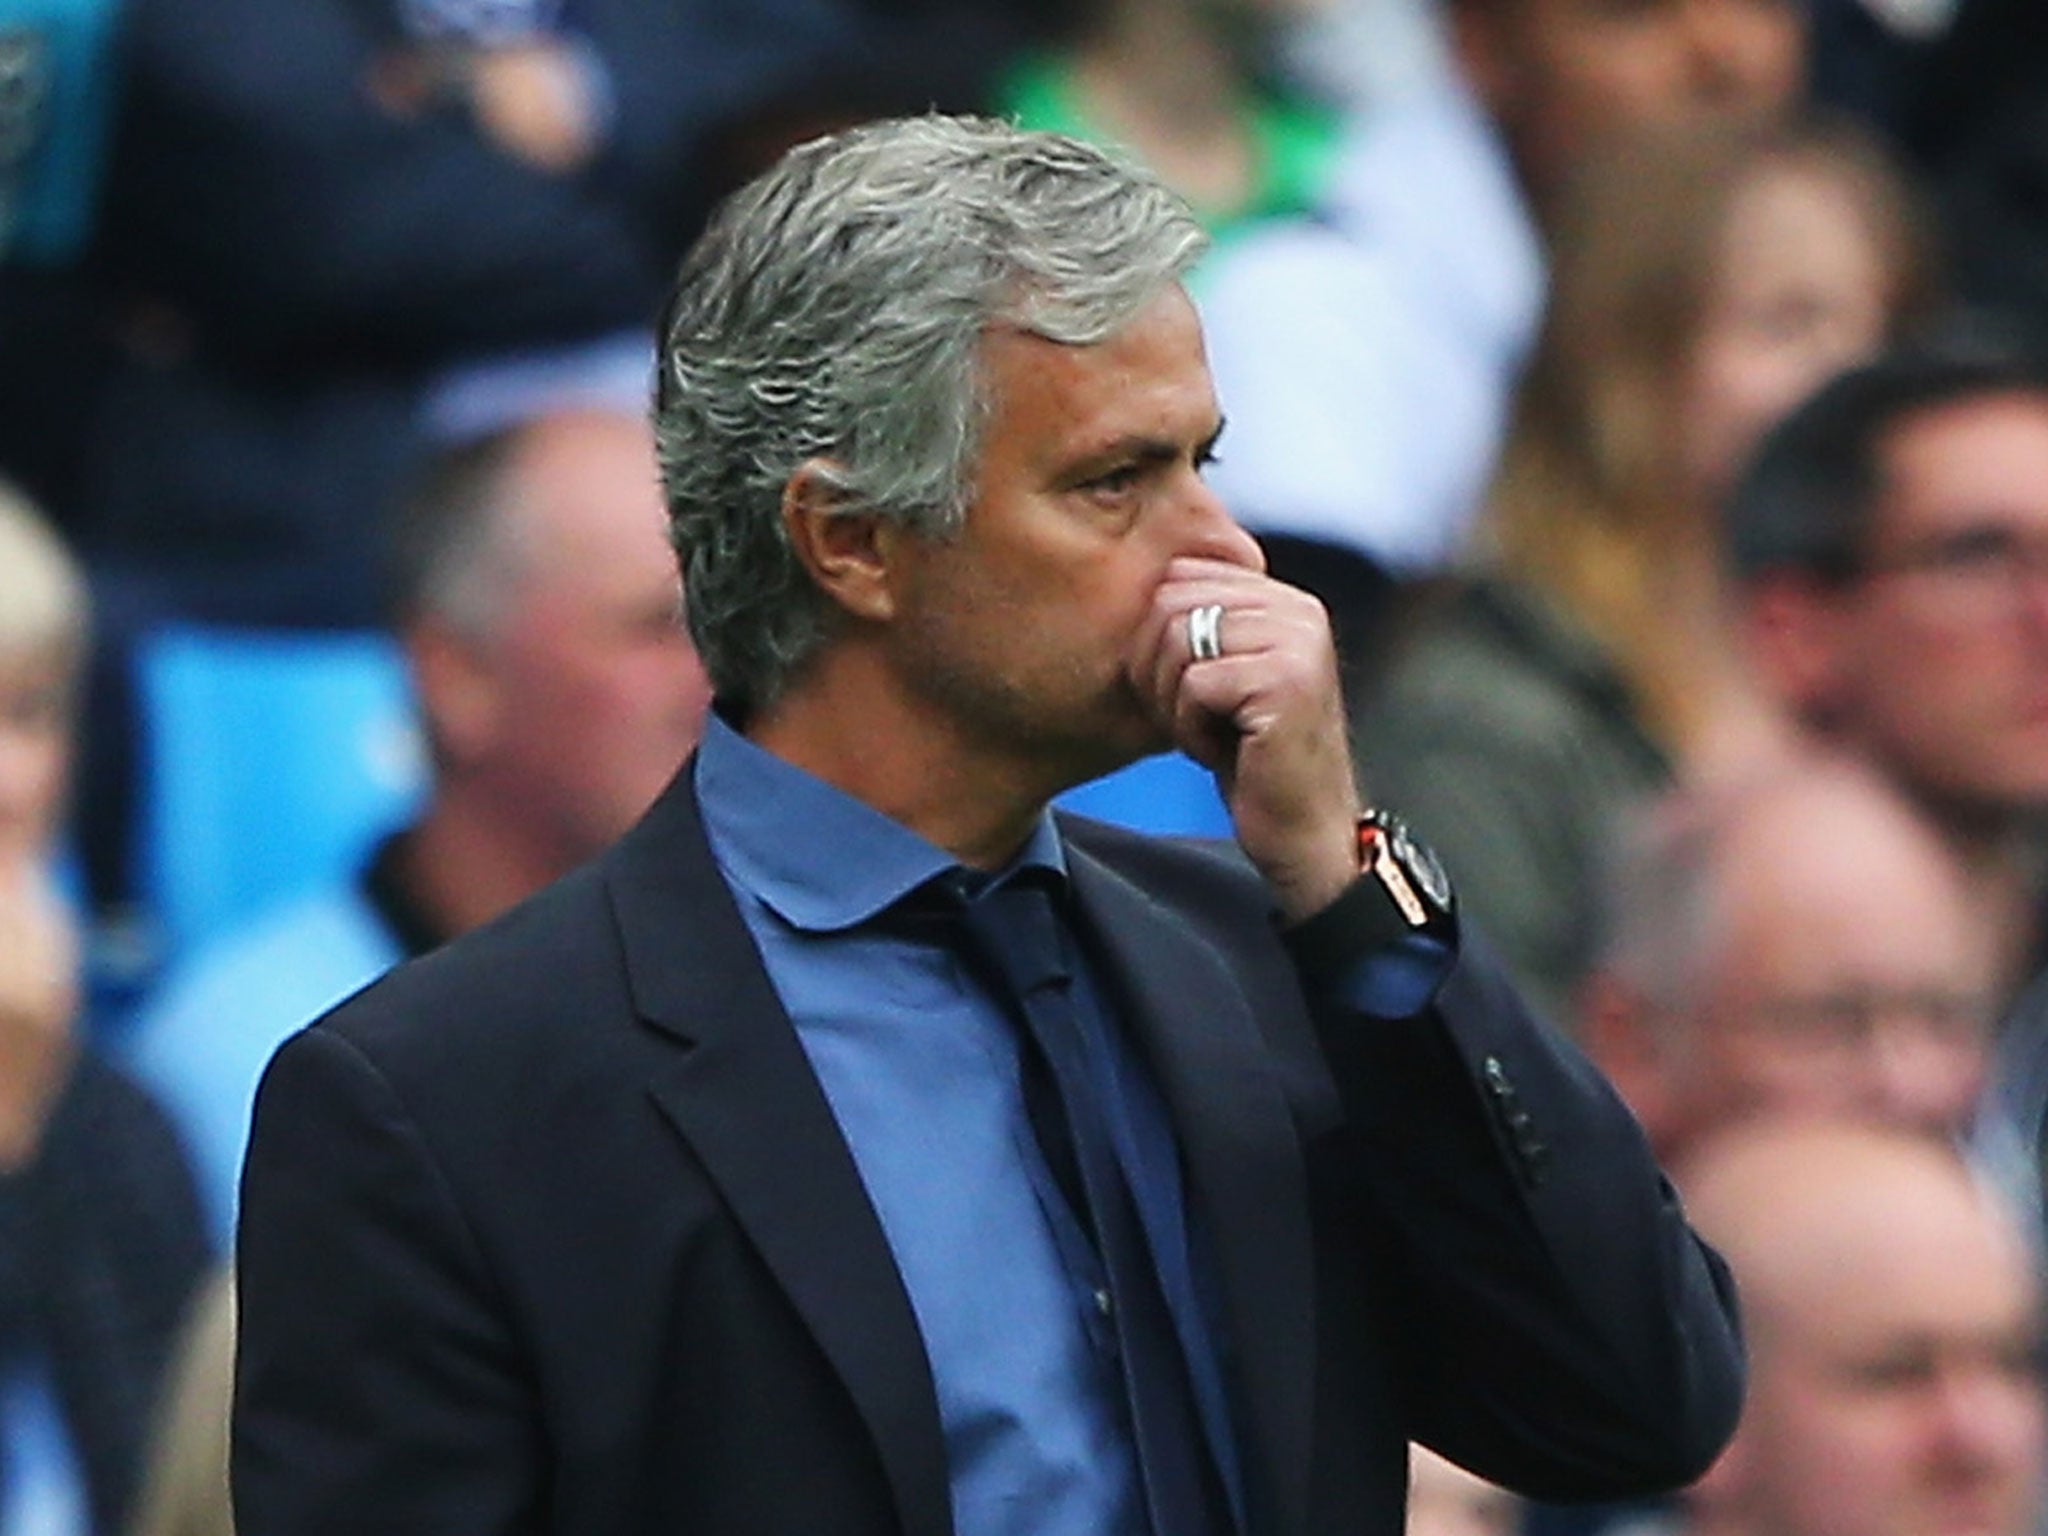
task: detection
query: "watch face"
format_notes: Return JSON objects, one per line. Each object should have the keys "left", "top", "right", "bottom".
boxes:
{"left": 1403, "top": 833, "right": 1453, "bottom": 912}
{"left": 1382, "top": 815, "right": 1453, "bottom": 913}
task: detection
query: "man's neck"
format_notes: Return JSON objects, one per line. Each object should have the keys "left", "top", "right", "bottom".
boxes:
{"left": 392, "top": 789, "right": 576, "bottom": 941}
{"left": 744, "top": 660, "right": 1059, "bottom": 873}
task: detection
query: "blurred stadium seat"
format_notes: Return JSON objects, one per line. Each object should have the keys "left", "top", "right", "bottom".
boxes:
{"left": 134, "top": 624, "right": 425, "bottom": 960}
{"left": 1056, "top": 751, "right": 1233, "bottom": 838}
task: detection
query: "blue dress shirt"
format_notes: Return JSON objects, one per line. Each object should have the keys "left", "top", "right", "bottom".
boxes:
{"left": 699, "top": 717, "right": 1184, "bottom": 1536}
{"left": 695, "top": 716, "right": 1449, "bottom": 1535}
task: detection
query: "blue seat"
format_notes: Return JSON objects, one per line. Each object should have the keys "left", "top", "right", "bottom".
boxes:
{"left": 135, "top": 624, "right": 426, "bottom": 960}
{"left": 1056, "top": 752, "right": 1233, "bottom": 838}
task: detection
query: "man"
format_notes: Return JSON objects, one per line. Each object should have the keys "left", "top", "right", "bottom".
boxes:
{"left": 1581, "top": 753, "right": 2001, "bottom": 1163}
{"left": 234, "top": 116, "right": 1742, "bottom": 1536}
{"left": 1732, "top": 345, "right": 2048, "bottom": 940}
{"left": 1680, "top": 1120, "right": 2045, "bottom": 1536}
{"left": 1198, "top": 0, "right": 1805, "bottom": 576}
{"left": 126, "top": 405, "right": 709, "bottom": 1238}
{"left": 1727, "top": 345, "right": 2048, "bottom": 1184}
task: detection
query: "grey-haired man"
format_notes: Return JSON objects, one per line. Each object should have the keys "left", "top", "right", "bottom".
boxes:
{"left": 234, "top": 115, "right": 1741, "bottom": 1536}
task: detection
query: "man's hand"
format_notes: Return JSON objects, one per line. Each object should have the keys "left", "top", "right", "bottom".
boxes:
{"left": 0, "top": 862, "right": 80, "bottom": 1170}
{"left": 1129, "top": 557, "right": 1362, "bottom": 922}
{"left": 366, "top": 40, "right": 601, "bottom": 176}
{"left": 465, "top": 43, "right": 601, "bottom": 175}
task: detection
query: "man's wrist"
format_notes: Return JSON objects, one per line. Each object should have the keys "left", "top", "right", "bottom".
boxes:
{"left": 1279, "top": 810, "right": 1459, "bottom": 1012}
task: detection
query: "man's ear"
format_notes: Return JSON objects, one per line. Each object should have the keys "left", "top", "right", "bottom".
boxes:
{"left": 780, "top": 458, "right": 904, "bottom": 624}
{"left": 408, "top": 619, "right": 500, "bottom": 766}
{"left": 1740, "top": 573, "right": 1851, "bottom": 724}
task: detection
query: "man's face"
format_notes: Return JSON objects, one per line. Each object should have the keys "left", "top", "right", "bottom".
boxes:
{"left": 1817, "top": 393, "right": 2048, "bottom": 819}
{"left": 1660, "top": 784, "right": 1996, "bottom": 1149}
{"left": 1724, "top": 1181, "right": 2045, "bottom": 1536}
{"left": 1458, "top": 0, "right": 1804, "bottom": 200}
{"left": 880, "top": 285, "right": 1265, "bottom": 801}
{"left": 473, "top": 414, "right": 711, "bottom": 863}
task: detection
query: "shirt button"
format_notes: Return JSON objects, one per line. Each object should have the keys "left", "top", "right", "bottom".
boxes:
{"left": 1093, "top": 1287, "right": 1114, "bottom": 1319}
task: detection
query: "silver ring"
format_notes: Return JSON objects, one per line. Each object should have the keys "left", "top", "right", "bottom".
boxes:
{"left": 1187, "top": 603, "right": 1226, "bottom": 663}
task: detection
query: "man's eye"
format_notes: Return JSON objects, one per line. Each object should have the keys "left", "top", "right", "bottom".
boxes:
{"left": 1088, "top": 465, "right": 1143, "bottom": 495}
{"left": 1927, "top": 526, "right": 2021, "bottom": 576}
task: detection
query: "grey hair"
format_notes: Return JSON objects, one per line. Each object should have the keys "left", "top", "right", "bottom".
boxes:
{"left": 1593, "top": 790, "right": 1734, "bottom": 1018}
{"left": 384, "top": 427, "right": 537, "bottom": 641}
{"left": 653, "top": 114, "right": 1208, "bottom": 713}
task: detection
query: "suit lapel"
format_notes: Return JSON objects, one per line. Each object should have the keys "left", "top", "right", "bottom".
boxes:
{"left": 1064, "top": 838, "right": 1318, "bottom": 1536}
{"left": 603, "top": 769, "right": 954, "bottom": 1536}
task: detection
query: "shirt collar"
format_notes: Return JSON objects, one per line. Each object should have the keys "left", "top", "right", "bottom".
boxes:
{"left": 694, "top": 711, "right": 1067, "bottom": 933}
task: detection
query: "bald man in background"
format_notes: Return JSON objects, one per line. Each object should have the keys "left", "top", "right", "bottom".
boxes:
{"left": 1679, "top": 1120, "right": 2045, "bottom": 1536}
{"left": 127, "top": 406, "right": 710, "bottom": 1237}
{"left": 1582, "top": 753, "right": 2001, "bottom": 1164}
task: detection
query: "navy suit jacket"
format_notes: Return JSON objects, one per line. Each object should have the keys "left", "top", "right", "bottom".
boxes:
{"left": 232, "top": 764, "right": 1742, "bottom": 1536}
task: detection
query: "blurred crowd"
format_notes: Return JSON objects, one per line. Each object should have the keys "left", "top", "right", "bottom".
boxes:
{"left": 4, "top": 0, "right": 2048, "bottom": 1531}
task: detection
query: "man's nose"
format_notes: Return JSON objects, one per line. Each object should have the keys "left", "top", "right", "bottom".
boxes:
{"left": 1179, "top": 478, "right": 1267, "bottom": 574}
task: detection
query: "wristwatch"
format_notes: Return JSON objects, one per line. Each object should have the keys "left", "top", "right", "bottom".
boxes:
{"left": 1283, "top": 809, "right": 1457, "bottom": 986}
{"left": 1355, "top": 810, "right": 1454, "bottom": 933}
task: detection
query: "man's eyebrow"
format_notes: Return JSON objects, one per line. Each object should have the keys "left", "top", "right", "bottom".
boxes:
{"left": 1066, "top": 419, "right": 1227, "bottom": 475}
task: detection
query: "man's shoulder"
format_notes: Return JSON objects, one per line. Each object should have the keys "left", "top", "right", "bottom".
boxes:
{"left": 243, "top": 856, "right": 658, "bottom": 1193}
{"left": 1057, "top": 815, "right": 1285, "bottom": 953}
{"left": 1060, "top": 815, "right": 1262, "bottom": 893}
{"left": 309, "top": 857, "right": 623, "bottom": 1065}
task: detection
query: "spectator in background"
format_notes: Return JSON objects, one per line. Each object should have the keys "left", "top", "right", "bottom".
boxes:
{"left": 1197, "top": 0, "right": 1807, "bottom": 584}
{"left": 993, "top": 0, "right": 1343, "bottom": 260}
{"left": 26, "top": 0, "right": 854, "bottom": 928}
{"left": 1727, "top": 342, "right": 2048, "bottom": 1213}
{"left": 1355, "top": 116, "right": 1931, "bottom": 1024}
{"left": 1580, "top": 753, "right": 2001, "bottom": 1164}
{"left": 71, "top": 0, "right": 858, "bottom": 603}
{"left": 1678, "top": 1120, "right": 2045, "bottom": 1536}
{"left": 0, "top": 480, "right": 210, "bottom": 1536}
{"left": 1732, "top": 345, "right": 2048, "bottom": 982}
{"left": 123, "top": 406, "right": 710, "bottom": 1240}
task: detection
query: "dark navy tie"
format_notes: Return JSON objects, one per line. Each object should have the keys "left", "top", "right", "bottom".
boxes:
{"left": 953, "top": 875, "right": 1231, "bottom": 1536}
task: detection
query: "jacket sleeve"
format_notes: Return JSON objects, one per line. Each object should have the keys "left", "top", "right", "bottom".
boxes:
{"left": 1306, "top": 928, "right": 1744, "bottom": 1501}
{"left": 233, "top": 1025, "right": 544, "bottom": 1536}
